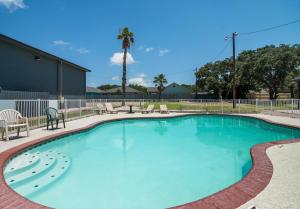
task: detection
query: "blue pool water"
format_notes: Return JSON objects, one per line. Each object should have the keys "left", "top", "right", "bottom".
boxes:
{"left": 4, "top": 115, "right": 300, "bottom": 209}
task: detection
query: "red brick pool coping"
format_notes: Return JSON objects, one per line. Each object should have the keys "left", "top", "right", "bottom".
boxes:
{"left": 0, "top": 114, "right": 299, "bottom": 209}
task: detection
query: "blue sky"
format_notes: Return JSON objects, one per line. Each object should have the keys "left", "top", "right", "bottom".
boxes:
{"left": 1, "top": 0, "right": 300, "bottom": 87}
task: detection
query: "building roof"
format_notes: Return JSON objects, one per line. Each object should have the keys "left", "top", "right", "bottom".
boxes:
{"left": 163, "top": 82, "right": 192, "bottom": 94}
{"left": 105, "top": 86, "right": 143, "bottom": 94}
{"left": 86, "top": 86, "right": 105, "bottom": 94}
{"left": 147, "top": 87, "right": 158, "bottom": 93}
{"left": 0, "top": 34, "right": 91, "bottom": 72}
{"left": 165, "top": 82, "right": 181, "bottom": 88}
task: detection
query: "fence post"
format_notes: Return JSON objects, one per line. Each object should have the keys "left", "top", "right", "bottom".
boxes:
{"left": 37, "top": 99, "right": 40, "bottom": 128}
{"left": 221, "top": 99, "right": 223, "bottom": 114}
{"left": 255, "top": 99, "right": 258, "bottom": 112}
{"left": 238, "top": 99, "right": 241, "bottom": 113}
{"left": 270, "top": 100, "right": 273, "bottom": 112}
{"left": 79, "top": 99, "right": 82, "bottom": 117}
{"left": 65, "top": 99, "right": 68, "bottom": 121}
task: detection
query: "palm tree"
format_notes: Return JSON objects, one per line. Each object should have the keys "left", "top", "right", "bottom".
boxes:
{"left": 153, "top": 74, "right": 168, "bottom": 99}
{"left": 117, "top": 27, "right": 134, "bottom": 104}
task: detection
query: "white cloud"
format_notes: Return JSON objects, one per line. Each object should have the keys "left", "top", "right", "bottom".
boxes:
{"left": 138, "top": 45, "right": 155, "bottom": 53}
{"left": 145, "top": 47, "right": 154, "bottom": 53}
{"left": 88, "top": 82, "right": 96, "bottom": 87}
{"left": 112, "top": 76, "right": 119, "bottom": 81}
{"left": 76, "top": 48, "right": 89, "bottom": 54}
{"left": 53, "top": 40, "right": 89, "bottom": 54}
{"left": 53, "top": 40, "right": 71, "bottom": 46}
{"left": 128, "top": 73, "right": 151, "bottom": 86}
{"left": 159, "top": 49, "right": 169, "bottom": 56}
{"left": 138, "top": 45, "right": 145, "bottom": 50}
{"left": 110, "top": 52, "right": 135, "bottom": 65}
{"left": 0, "top": 0, "right": 27, "bottom": 12}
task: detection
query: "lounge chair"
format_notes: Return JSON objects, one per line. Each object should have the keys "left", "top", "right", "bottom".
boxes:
{"left": 142, "top": 104, "right": 154, "bottom": 114}
{"left": 91, "top": 103, "right": 106, "bottom": 114}
{"left": 0, "top": 109, "right": 30, "bottom": 141}
{"left": 160, "top": 105, "right": 169, "bottom": 114}
{"left": 44, "top": 107, "right": 65, "bottom": 130}
{"left": 105, "top": 103, "right": 118, "bottom": 114}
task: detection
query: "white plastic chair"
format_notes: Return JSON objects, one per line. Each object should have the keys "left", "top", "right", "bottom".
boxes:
{"left": 0, "top": 109, "right": 30, "bottom": 141}
{"left": 142, "top": 104, "right": 154, "bottom": 114}
{"left": 96, "top": 103, "right": 106, "bottom": 114}
{"left": 160, "top": 105, "right": 169, "bottom": 114}
{"left": 105, "top": 103, "right": 118, "bottom": 114}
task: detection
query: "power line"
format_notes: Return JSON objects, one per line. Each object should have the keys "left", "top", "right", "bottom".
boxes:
{"left": 212, "top": 39, "right": 232, "bottom": 61}
{"left": 161, "top": 16, "right": 298, "bottom": 77}
{"left": 239, "top": 18, "right": 300, "bottom": 36}
{"left": 168, "top": 39, "right": 232, "bottom": 77}
{"left": 173, "top": 18, "right": 300, "bottom": 80}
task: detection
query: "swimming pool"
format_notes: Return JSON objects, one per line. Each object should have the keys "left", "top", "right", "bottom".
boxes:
{"left": 4, "top": 115, "right": 300, "bottom": 209}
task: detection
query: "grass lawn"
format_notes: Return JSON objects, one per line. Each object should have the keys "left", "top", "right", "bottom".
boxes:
{"left": 144, "top": 101, "right": 261, "bottom": 113}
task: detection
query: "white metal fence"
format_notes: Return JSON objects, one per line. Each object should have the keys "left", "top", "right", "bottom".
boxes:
{"left": 0, "top": 99, "right": 299, "bottom": 129}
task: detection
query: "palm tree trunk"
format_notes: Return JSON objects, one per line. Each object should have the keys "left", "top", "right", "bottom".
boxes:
{"left": 159, "top": 85, "right": 163, "bottom": 100}
{"left": 122, "top": 48, "right": 127, "bottom": 106}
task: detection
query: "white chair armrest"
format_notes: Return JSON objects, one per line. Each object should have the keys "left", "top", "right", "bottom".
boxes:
{"left": 18, "top": 117, "right": 28, "bottom": 124}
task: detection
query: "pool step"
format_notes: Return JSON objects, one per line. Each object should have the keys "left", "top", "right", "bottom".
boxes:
{"left": 5, "top": 151, "right": 71, "bottom": 197}
{"left": 6, "top": 152, "right": 57, "bottom": 187}
{"left": 4, "top": 152, "right": 41, "bottom": 178}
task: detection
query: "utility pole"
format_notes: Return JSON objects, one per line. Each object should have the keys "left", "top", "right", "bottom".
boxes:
{"left": 232, "top": 32, "right": 237, "bottom": 108}
{"left": 226, "top": 32, "right": 238, "bottom": 108}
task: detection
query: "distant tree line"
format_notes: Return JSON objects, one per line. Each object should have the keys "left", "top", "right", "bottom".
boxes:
{"left": 97, "top": 77, "right": 195, "bottom": 96}
{"left": 98, "top": 84, "right": 119, "bottom": 91}
{"left": 128, "top": 84, "right": 147, "bottom": 93}
{"left": 195, "top": 44, "right": 300, "bottom": 99}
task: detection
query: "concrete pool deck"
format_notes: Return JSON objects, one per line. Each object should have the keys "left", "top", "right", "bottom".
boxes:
{"left": 0, "top": 112, "right": 300, "bottom": 209}
{"left": 0, "top": 112, "right": 189, "bottom": 153}
{"left": 238, "top": 142, "right": 300, "bottom": 209}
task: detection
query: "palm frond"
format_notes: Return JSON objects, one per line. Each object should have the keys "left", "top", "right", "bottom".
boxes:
{"left": 117, "top": 34, "right": 123, "bottom": 40}
{"left": 118, "top": 27, "right": 135, "bottom": 49}
{"left": 130, "top": 37, "right": 134, "bottom": 44}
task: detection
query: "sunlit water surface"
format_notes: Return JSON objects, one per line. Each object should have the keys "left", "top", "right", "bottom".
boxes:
{"left": 5, "top": 115, "right": 300, "bottom": 209}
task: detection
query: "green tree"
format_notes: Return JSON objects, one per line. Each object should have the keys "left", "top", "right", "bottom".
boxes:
{"left": 284, "top": 71, "right": 300, "bottom": 98}
{"left": 240, "top": 44, "right": 300, "bottom": 99}
{"left": 181, "top": 84, "right": 196, "bottom": 92}
{"left": 97, "top": 84, "right": 119, "bottom": 91}
{"left": 153, "top": 74, "right": 168, "bottom": 99}
{"left": 196, "top": 44, "right": 300, "bottom": 100}
{"left": 237, "top": 50, "right": 261, "bottom": 98}
{"left": 117, "top": 27, "right": 134, "bottom": 103}
{"left": 195, "top": 59, "right": 232, "bottom": 99}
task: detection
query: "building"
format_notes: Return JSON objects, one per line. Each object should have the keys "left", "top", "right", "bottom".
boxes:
{"left": 247, "top": 90, "right": 291, "bottom": 99}
{"left": 86, "top": 87, "right": 105, "bottom": 98}
{"left": 0, "top": 34, "right": 90, "bottom": 99}
{"left": 104, "top": 86, "right": 143, "bottom": 95}
{"left": 163, "top": 83, "right": 192, "bottom": 94}
{"left": 146, "top": 87, "right": 158, "bottom": 95}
